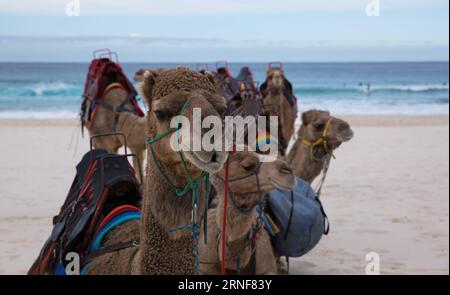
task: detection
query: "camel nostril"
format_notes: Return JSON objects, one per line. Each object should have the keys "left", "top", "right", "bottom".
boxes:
{"left": 211, "top": 152, "right": 218, "bottom": 163}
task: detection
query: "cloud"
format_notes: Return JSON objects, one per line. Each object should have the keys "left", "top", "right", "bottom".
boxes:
{"left": 1, "top": 33, "right": 448, "bottom": 62}
{"left": 0, "top": 35, "right": 228, "bottom": 48}
{"left": 0, "top": 0, "right": 448, "bottom": 15}
{"left": 1, "top": 34, "right": 445, "bottom": 49}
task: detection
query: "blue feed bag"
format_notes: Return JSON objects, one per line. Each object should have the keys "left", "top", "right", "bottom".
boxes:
{"left": 268, "top": 177, "right": 329, "bottom": 258}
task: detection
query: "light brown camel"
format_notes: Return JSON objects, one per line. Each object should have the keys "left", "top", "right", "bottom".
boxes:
{"left": 85, "top": 67, "right": 228, "bottom": 275}
{"left": 260, "top": 67, "right": 298, "bottom": 152}
{"left": 287, "top": 110, "right": 354, "bottom": 183}
{"left": 199, "top": 151, "right": 296, "bottom": 275}
{"left": 85, "top": 86, "right": 147, "bottom": 181}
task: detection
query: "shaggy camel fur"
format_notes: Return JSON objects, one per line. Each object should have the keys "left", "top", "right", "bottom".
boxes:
{"left": 288, "top": 110, "right": 354, "bottom": 183}
{"left": 199, "top": 151, "right": 296, "bottom": 275}
{"left": 260, "top": 67, "right": 298, "bottom": 152}
{"left": 86, "top": 67, "right": 228, "bottom": 275}
{"left": 86, "top": 86, "right": 147, "bottom": 181}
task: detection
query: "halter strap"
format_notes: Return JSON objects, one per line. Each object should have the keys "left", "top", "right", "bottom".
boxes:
{"left": 302, "top": 118, "right": 335, "bottom": 161}
{"left": 217, "top": 162, "right": 265, "bottom": 214}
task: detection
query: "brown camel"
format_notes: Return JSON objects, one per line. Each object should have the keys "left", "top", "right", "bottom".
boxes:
{"left": 199, "top": 151, "right": 296, "bottom": 275}
{"left": 287, "top": 110, "right": 354, "bottom": 183}
{"left": 85, "top": 86, "right": 147, "bottom": 181}
{"left": 260, "top": 67, "right": 298, "bottom": 152}
{"left": 85, "top": 67, "right": 228, "bottom": 275}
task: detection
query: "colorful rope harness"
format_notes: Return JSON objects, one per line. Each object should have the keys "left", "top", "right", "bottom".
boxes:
{"left": 146, "top": 99, "right": 211, "bottom": 275}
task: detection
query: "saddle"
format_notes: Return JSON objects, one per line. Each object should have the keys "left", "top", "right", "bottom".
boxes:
{"left": 28, "top": 138, "right": 142, "bottom": 275}
{"left": 80, "top": 50, "right": 144, "bottom": 134}
{"left": 220, "top": 66, "right": 263, "bottom": 118}
{"left": 215, "top": 66, "right": 241, "bottom": 103}
{"left": 236, "top": 66, "right": 258, "bottom": 93}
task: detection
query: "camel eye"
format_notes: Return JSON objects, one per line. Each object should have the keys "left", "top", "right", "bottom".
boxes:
{"left": 313, "top": 123, "right": 325, "bottom": 130}
{"left": 154, "top": 110, "right": 168, "bottom": 121}
{"left": 241, "top": 158, "right": 258, "bottom": 172}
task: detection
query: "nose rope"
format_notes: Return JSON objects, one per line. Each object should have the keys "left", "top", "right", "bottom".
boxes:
{"left": 146, "top": 99, "right": 211, "bottom": 275}
{"left": 302, "top": 118, "right": 336, "bottom": 161}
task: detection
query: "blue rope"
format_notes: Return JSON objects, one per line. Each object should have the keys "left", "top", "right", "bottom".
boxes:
{"left": 167, "top": 222, "right": 201, "bottom": 274}
{"left": 168, "top": 224, "right": 193, "bottom": 232}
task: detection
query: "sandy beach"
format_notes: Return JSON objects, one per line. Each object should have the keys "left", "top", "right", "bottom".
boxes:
{"left": 0, "top": 116, "right": 448, "bottom": 275}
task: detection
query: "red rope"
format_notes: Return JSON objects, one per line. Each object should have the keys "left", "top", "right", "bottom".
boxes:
{"left": 220, "top": 154, "right": 230, "bottom": 275}
{"left": 220, "top": 145, "right": 235, "bottom": 275}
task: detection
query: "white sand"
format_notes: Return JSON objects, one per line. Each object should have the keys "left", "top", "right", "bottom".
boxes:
{"left": 0, "top": 117, "right": 448, "bottom": 275}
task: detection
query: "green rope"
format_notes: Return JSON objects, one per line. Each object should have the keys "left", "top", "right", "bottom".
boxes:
{"left": 146, "top": 99, "right": 212, "bottom": 273}
{"left": 203, "top": 173, "right": 210, "bottom": 244}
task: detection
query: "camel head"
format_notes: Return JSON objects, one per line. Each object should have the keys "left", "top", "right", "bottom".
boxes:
{"left": 260, "top": 67, "right": 287, "bottom": 116}
{"left": 266, "top": 67, "right": 285, "bottom": 91}
{"left": 212, "top": 151, "right": 296, "bottom": 209}
{"left": 300, "top": 110, "right": 354, "bottom": 160}
{"left": 138, "top": 67, "right": 229, "bottom": 181}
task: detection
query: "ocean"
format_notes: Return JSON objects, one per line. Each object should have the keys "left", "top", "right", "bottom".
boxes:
{"left": 0, "top": 62, "right": 448, "bottom": 118}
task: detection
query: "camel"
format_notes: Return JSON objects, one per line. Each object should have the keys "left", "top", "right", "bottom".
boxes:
{"left": 260, "top": 67, "right": 298, "bottom": 153}
{"left": 287, "top": 110, "right": 354, "bottom": 183}
{"left": 199, "top": 151, "right": 296, "bottom": 275}
{"left": 83, "top": 83, "right": 147, "bottom": 181}
{"left": 85, "top": 67, "right": 229, "bottom": 275}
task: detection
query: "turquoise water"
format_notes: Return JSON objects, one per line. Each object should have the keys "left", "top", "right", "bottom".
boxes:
{"left": 0, "top": 62, "right": 448, "bottom": 118}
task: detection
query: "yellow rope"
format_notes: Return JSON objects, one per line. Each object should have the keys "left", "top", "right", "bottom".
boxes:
{"left": 302, "top": 119, "right": 335, "bottom": 161}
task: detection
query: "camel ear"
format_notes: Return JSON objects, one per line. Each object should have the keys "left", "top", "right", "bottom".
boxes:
{"left": 260, "top": 80, "right": 268, "bottom": 97}
{"left": 203, "top": 71, "right": 216, "bottom": 86}
{"left": 137, "top": 69, "right": 159, "bottom": 107}
{"left": 133, "top": 68, "right": 149, "bottom": 82}
{"left": 301, "top": 110, "right": 317, "bottom": 126}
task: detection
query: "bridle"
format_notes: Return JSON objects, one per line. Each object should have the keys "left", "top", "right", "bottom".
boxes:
{"left": 216, "top": 161, "right": 265, "bottom": 214}
{"left": 215, "top": 160, "right": 265, "bottom": 274}
{"left": 146, "top": 99, "right": 211, "bottom": 275}
{"left": 95, "top": 83, "right": 140, "bottom": 132}
{"left": 302, "top": 118, "right": 336, "bottom": 162}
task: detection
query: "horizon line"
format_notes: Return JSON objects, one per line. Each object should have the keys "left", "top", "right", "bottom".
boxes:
{"left": 0, "top": 60, "right": 448, "bottom": 64}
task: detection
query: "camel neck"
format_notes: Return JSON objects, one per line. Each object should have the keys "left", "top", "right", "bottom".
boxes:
{"left": 216, "top": 190, "right": 259, "bottom": 243}
{"left": 117, "top": 112, "right": 145, "bottom": 135}
{"left": 137, "top": 154, "right": 206, "bottom": 274}
{"left": 144, "top": 158, "right": 206, "bottom": 232}
{"left": 268, "top": 88, "right": 283, "bottom": 98}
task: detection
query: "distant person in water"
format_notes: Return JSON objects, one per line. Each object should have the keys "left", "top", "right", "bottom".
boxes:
{"left": 358, "top": 82, "right": 371, "bottom": 94}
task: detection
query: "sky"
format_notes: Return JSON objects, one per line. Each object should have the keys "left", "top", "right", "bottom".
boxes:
{"left": 0, "top": 0, "right": 448, "bottom": 62}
